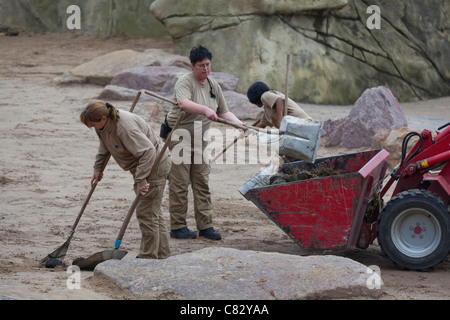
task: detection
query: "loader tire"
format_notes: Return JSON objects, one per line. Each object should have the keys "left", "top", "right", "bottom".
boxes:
{"left": 378, "top": 189, "right": 450, "bottom": 271}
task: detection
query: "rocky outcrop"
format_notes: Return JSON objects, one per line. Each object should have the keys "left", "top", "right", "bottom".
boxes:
{"left": 94, "top": 247, "right": 383, "bottom": 299}
{"left": 322, "top": 86, "right": 408, "bottom": 148}
{"left": 0, "top": 0, "right": 167, "bottom": 37}
{"left": 150, "top": 0, "right": 450, "bottom": 105}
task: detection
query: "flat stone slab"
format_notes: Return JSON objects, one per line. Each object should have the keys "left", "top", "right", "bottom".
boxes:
{"left": 94, "top": 247, "right": 383, "bottom": 299}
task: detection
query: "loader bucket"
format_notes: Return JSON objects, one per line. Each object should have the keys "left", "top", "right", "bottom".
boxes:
{"left": 239, "top": 149, "right": 390, "bottom": 254}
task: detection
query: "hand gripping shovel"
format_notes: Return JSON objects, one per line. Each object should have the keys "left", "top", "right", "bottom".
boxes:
{"left": 40, "top": 92, "right": 142, "bottom": 267}
{"left": 74, "top": 111, "right": 186, "bottom": 271}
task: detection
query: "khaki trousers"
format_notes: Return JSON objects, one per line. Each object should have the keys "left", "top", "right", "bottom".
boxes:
{"left": 169, "top": 140, "right": 213, "bottom": 231}
{"left": 133, "top": 155, "right": 171, "bottom": 259}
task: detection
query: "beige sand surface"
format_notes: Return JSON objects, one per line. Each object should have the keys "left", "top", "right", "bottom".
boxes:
{"left": 0, "top": 32, "right": 448, "bottom": 300}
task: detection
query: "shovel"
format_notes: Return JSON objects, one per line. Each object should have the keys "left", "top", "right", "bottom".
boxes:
{"left": 143, "top": 90, "right": 281, "bottom": 136}
{"left": 144, "top": 90, "right": 323, "bottom": 163}
{"left": 74, "top": 111, "right": 186, "bottom": 270}
{"left": 40, "top": 91, "right": 142, "bottom": 267}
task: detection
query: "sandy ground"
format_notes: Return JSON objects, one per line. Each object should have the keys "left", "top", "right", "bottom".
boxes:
{"left": 0, "top": 32, "right": 449, "bottom": 301}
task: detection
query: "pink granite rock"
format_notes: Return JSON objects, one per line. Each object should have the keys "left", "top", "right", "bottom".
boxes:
{"left": 323, "top": 87, "right": 407, "bottom": 148}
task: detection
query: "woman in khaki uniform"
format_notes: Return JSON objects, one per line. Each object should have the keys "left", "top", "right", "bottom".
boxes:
{"left": 247, "top": 81, "right": 312, "bottom": 128}
{"left": 166, "top": 46, "right": 245, "bottom": 240}
{"left": 80, "top": 100, "right": 171, "bottom": 259}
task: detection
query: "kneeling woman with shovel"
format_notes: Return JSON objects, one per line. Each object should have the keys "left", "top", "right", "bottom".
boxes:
{"left": 80, "top": 100, "right": 171, "bottom": 260}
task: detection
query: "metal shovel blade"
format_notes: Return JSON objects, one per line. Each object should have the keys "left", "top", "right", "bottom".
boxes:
{"left": 73, "top": 249, "right": 128, "bottom": 271}
{"left": 279, "top": 116, "right": 323, "bottom": 163}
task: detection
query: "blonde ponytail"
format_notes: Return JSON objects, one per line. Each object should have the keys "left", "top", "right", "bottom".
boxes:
{"left": 80, "top": 100, "right": 120, "bottom": 126}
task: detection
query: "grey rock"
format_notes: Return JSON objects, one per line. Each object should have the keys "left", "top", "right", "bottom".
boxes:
{"left": 110, "top": 66, "right": 189, "bottom": 94}
{"left": 97, "top": 85, "right": 175, "bottom": 110}
{"left": 98, "top": 85, "right": 143, "bottom": 101}
{"left": 94, "top": 247, "right": 383, "bottom": 300}
{"left": 55, "top": 50, "right": 161, "bottom": 86}
{"left": 110, "top": 66, "right": 239, "bottom": 93}
{"left": 209, "top": 72, "right": 239, "bottom": 92}
{"left": 55, "top": 49, "right": 191, "bottom": 87}
{"left": 143, "top": 49, "right": 191, "bottom": 70}
{"left": 323, "top": 86, "right": 408, "bottom": 148}
{"left": 223, "top": 91, "right": 262, "bottom": 120}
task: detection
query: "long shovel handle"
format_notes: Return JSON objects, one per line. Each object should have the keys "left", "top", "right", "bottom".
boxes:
{"left": 144, "top": 90, "right": 177, "bottom": 106}
{"left": 70, "top": 91, "right": 142, "bottom": 233}
{"left": 143, "top": 90, "right": 280, "bottom": 134}
{"left": 284, "top": 53, "right": 291, "bottom": 118}
{"left": 114, "top": 111, "right": 186, "bottom": 249}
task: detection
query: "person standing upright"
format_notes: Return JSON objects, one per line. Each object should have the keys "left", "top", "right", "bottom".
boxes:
{"left": 165, "top": 45, "right": 245, "bottom": 240}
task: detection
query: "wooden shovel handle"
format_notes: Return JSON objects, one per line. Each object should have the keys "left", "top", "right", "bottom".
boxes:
{"left": 144, "top": 90, "right": 279, "bottom": 135}
{"left": 284, "top": 54, "right": 291, "bottom": 117}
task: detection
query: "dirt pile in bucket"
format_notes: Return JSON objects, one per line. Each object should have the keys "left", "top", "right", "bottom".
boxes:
{"left": 270, "top": 165, "right": 345, "bottom": 185}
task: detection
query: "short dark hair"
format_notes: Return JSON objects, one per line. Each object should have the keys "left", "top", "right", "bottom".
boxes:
{"left": 189, "top": 45, "right": 213, "bottom": 64}
{"left": 247, "top": 82, "right": 270, "bottom": 105}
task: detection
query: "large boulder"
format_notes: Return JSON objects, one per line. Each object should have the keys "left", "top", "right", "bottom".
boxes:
{"left": 322, "top": 86, "right": 408, "bottom": 148}
{"left": 94, "top": 247, "right": 383, "bottom": 299}
{"left": 150, "top": 0, "right": 450, "bottom": 105}
{"left": 223, "top": 91, "right": 263, "bottom": 120}
{"left": 110, "top": 66, "right": 189, "bottom": 94}
{"left": 55, "top": 49, "right": 190, "bottom": 86}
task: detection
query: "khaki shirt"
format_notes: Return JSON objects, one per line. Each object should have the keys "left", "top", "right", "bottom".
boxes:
{"left": 167, "top": 73, "right": 229, "bottom": 138}
{"left": 94, "top": 111, "right": 168, "bottom": 188}
{"left": 260, "top": 90, "right": 312, "bottom": 128}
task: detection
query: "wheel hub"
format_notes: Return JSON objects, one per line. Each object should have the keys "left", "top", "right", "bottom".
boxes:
{"left": 413, "top": 226, "right": 422, "bottom": 235}
{"left": 391, "top": 208, "right": 441, "bottom": 258}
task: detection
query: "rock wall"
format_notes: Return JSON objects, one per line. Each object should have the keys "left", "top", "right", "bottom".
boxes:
{"left": 151, "top": 0, "right": 450, "bottom": 105}
{"left": 0, "top": 0, "right": 168, "bottom": 37}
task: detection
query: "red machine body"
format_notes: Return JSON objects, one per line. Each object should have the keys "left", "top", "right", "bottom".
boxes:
{"left": 241, "top": 150, "right": 389, "bottom": 254}
{"left": 240, "top": 123, "right": 450, "bottom": 270}
{"left": 381, "top": 125, "right": 450, "bottom": 202}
